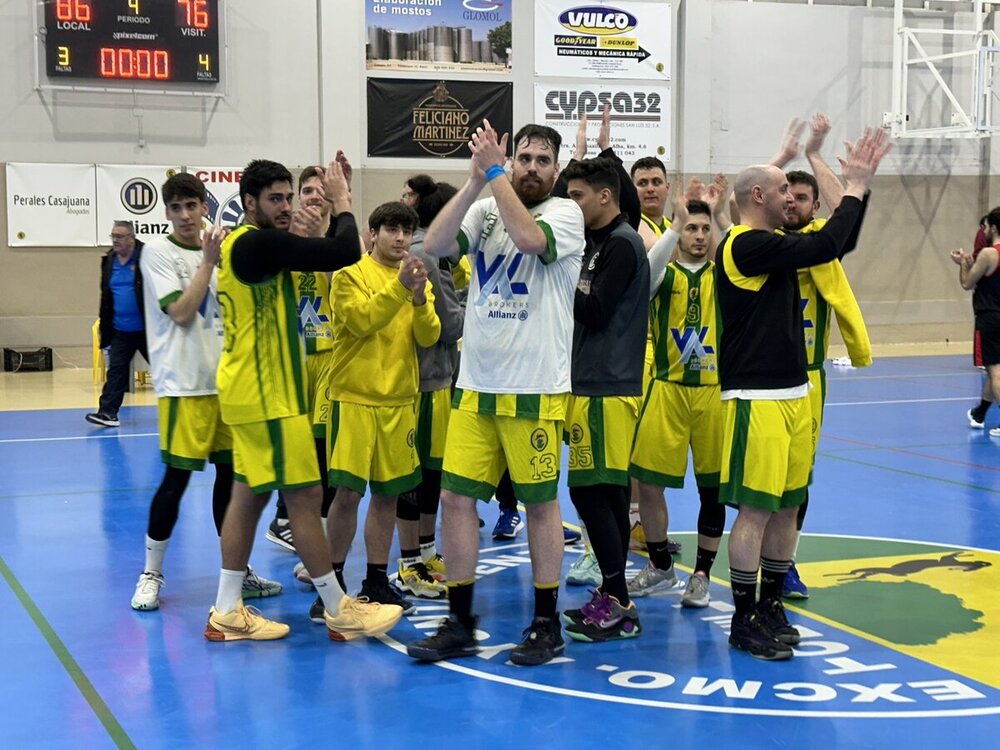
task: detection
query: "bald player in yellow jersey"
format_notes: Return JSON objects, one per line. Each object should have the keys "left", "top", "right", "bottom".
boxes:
{"left": 205, "top": 157, "right": 402, "bottom": 643}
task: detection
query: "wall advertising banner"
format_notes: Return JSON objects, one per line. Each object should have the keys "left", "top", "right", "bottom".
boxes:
{"left": 366, "top": 0, "right": 512, "bottom": 73}
{"left": 6, "top": 163, "right": 98, "bottom": 247}
{"left": 367, "top": 78, "right": 513, "bottom": 158}
{"left": 534, "top": 1, "right": 671, "bottom": 80}
{"left": 534, "top": 82, "right": 671, "bottom": 162}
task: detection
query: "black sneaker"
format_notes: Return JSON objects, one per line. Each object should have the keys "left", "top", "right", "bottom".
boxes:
{"left": 265, "top": 517, "right": 296, "bottom": 552}
{"left": 309, "top": 595, "right": 325, "bottom": 624}
{"left": 510, "top": 616, "right": 565, "bottom": 666}
{"left": 358, "top": 578, "right": 415, "bottom": 615}
{"left": 407, "top": 615, "right": 479, "bottom": 661}
{"left": 85, "top": 412, "right": 120, "bottom": 427}
{"left": 729, "top": 611, "right": 794, "bottom": 660}
{"left": 667, "top": 537, "right": 683, "bottom": 554}
{"left": 755, "top": 597, "right": 801, "bottom": 645}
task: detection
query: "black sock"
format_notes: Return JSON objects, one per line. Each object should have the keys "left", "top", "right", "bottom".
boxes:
{"left": 695, "top": 546, "right": 718, "bottom": 578}
{"left": 647, "top": 538, "right": 673, "bottom": 571}
{"left": 448, "top": 581, "right": 475, "bottom": 627}
{"left": 332, "top": 562, "right": 346, "bottom": 593}
{"left": 534, "top": 584, "right": 558, "bottom": 620}
{"left": 275, "top": 495, "right": 288, "bottom": 521}
{"left": 400, "top": 547, "right": 420, "bottom": 562}
{"left": 760, "top": 557, "right": 791, "bottom": 601}
{"left": 418, "top": 533, "right": 436, "bottom": 547}
{"left": 366, "top": 563, "right": 388, "bottom": 586}
{"left": 730, "top": 568, "right": 758, "bottom": 617}
{"left": 973, "top": 399, "right": 991, "bottom": 419}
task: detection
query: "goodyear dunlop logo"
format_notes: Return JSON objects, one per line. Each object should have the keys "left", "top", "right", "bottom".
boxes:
{"left": 382, "top": 535, "right": 1000, "bottom": 717}
{"left": 412, "top": 82, "right": 471, "bottom": 158}
{"left": 558, "top": 6, "right": 637, "bottom": 36}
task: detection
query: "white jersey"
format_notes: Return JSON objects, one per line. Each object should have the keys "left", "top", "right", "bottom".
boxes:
{"left": 139, "top": 236, "right": 223, "bottom": 397}
{"left": 455, "top": 194, "right": 584, "bottom": 394}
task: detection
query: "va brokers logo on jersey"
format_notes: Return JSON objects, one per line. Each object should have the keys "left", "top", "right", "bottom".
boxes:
{"left": 671, "top": 326, "right": 714, "bottom": 367}
{"left": 378, "top": 535, "right": 1000, "bottom": 718}
{"left": 474, "top": 253, "right": 529, "bottom": 306}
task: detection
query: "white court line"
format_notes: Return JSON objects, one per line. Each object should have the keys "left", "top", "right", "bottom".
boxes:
{"left": 825, "top": 396, "right": 972, "bottom": 407}
{"left": 830, "top": 371, "right": 980, "bottom": 381}
{"left": 0, "top": 432, "right": 158, "bottom": 444}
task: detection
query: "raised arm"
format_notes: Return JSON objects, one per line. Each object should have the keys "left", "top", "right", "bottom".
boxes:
{"left": 770, "top": 118, "right": 806, "bottom": 169}
{"left": 648, "top": 195, "right": 686, "bottom": 298}
{"left": 952, "top": 246, "right": 999, "bottom": 290}
{"left": 423, "top": 169, "right": 486, "bottom": 258}
{"left": 804, "top": 113, "right": 845, "bottom": 211}
{"left": 163, "top": 225, "right": 226, "bottom": 327}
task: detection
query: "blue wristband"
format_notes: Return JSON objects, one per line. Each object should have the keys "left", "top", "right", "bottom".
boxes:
{"left": 485, "top": 164, "right": 505, "bottom": 182}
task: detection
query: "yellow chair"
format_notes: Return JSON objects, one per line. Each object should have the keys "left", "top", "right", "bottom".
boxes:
{"left": 92, "top": 319, "right": 105, "bottom": 385}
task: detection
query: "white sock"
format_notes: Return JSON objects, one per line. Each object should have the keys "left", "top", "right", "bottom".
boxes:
{"left": 214, "top": 569, "right": 246, "bottom": 614}
{"left": 312, "top": 569, "right": 347, "bottom": 613}
{"left": 420, "top": 541, "right": 437, "bottom": 562}
{"left": 400, "top": 554, "right": 421, "bottom": 568}
{"left": 792, "top": 531, "right": 802, "bottom": 559}
{"left": 144, "top": 536, "right": 169, "bottom": 574}
{"left": 629, "top": 503, "right": 640, "bottom": 526}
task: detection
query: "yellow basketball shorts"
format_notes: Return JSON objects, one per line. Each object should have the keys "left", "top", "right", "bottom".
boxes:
{"left": 441, "top": 408, "right": 563, "bottom": 504}
{"left": 307, "top": 351, "right": 334, "bottom": 438}
{"left": 415, "top": 387, "right": 451, "bottom": 472}
{"left": 327, "top": 400, "right": 421, "bottom": 496}
{"left": 642, "top": 339, "right": 655, "bottom": 396}
{"left": 807, "top": 367, "right": 827, "bottom": 479}
{"left": 565, "top": 395, "right": 640, "bottom": 488}
{"left": 231, "top": 413, "right": 320, "bottom": 494}
{"left": 629, "top": 380, "right": 722, "bottom": 488}
{"left": 158, "top": 395, "right": 233, "bottom": 471}
{"left": 719, "top": 396, "right": 811, "bottom": 511}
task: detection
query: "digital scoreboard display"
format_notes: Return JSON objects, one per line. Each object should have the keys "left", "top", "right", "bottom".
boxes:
{"left": 44, "top": 0, "right": 220, "bottom": 85}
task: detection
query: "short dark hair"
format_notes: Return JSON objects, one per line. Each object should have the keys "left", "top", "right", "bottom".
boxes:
{"left": 368, "top": 201, "right": 419, "bottom": 233}
{"left": 405, "top": 174, "right": 437, "bottom": 199}
{"left": 562, "top": 157, "right": 621, "bottom": 202}
{"left": 786, "top": 170, "right": 819, "bottom": 202}
{"left": 686, "top": 199, "right": 711, "bottom": 218}
{"left": 987, "top": 207, "right": 1000, "bottom": 234}
{"left": 297, "top": 166, "right": 323, "bottom": 192}
{"left": 630, "top": 156, "right": 667, "bottom": 178}
{"left": 414, "top": 182, "right": 457, "bottom": 228}
{"left": 240, "top": 159, "right": 293, "bottom": 211}
{"left": 161, "top": 172, "right": 206, "bottom": 204}
{"left": 512, "top": 124, "right": 561, "bottom": 159}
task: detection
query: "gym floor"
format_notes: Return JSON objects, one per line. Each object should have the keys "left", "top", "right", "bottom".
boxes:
{"left": 1, "top": 354, "right": 997, "bottom": 749}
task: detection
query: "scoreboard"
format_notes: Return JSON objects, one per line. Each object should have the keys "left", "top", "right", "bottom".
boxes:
{"left": 43, "top": 0, "right": 220, "bottom": 85}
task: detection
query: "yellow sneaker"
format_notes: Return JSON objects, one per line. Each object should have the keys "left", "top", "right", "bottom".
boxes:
{"left": 424, "top": 553, "right": 446, "bottom": 581}
{"left": 324, "top": 595, "right": 403, "bottom": 641}
{"left": 204, "top": 602, "right": 290, "bottom": 642}
{"left": 629, "top": 521, "right": 647, "bottom": 552}
{"left": 398, "top": 560, "right": 448, "bottom": 599}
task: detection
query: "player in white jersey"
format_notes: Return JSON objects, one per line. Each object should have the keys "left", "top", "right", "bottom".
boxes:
{"left": 130, "top": 172, "right": 280, "bottom": 611}
{"left": 407, "top": 121, "right": 585, "bottom": 666}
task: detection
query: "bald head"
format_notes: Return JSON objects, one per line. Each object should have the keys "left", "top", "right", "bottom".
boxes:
{"left": 733, "top": 164, "right": 783, "bottom": 211}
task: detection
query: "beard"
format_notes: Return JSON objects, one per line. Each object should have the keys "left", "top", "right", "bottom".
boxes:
{"left": 513, "top": 173, "right": 554, "bottom": 204}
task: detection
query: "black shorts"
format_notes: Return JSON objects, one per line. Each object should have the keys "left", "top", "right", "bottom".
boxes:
{"left": 974, "top": 311, "right": 1000, "bottom": 367}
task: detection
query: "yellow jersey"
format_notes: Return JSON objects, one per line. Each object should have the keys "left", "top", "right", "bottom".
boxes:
{"left": 649, "top": 260, "right": 718, "bottom": 386}
{"left": 292, "top": 271, "right": 333, "bottom": 355}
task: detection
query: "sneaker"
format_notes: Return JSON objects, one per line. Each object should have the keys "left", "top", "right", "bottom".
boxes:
{"left": 325, "top": 595, "right": 404, "bottom": 642}
{"left": 130, "top": 571, "right": 164, "bottom": 611}
{"left": 424, "top": 554, "right": 446, "bottom": 581}
{"left": 782, "top": 561, "right": 809, "bottom": 599}
{"left": 728, "top": 610, "right": 793, "bottom": 660}
{"left": 667, "top": 537, "right": 683, "bottom": 554}
{"left": 566, "top": 551, "right": 602, "bottom": 586}
{"left": 990, "top": 426, "right": 1000, "bottom": 438}
{"left": 681, "top": 573, "right": 711, "bottom": 608}
{"left": 510, "top": 616, "right": 565, "bottom": 666}
{"left": 204, "top": 602, "right": 290, "bottom": 641}
{"left": 265, "top": 517, "right": 295, "bottom": 552}
{"left": 406, "top": 614, "right": 479, "bottom": 661}
{"left": 398, "top": 560, "right": 448, "bottom": 599}
{"left": 492, "top": 509, "right": 524, "bottom": 540}
{"left": 561, "top": 588, "right": 606, "bottom": 627}
{"left": 85, "top": 412, "right": 120, "bottom": 428}
{"left": 358, "top": 578, "right": 416, "bottom": 615}
{"left": 627, "top": 562, "right": 678, "bottom": 597}
{"left": 756, "top": 597, "right": 801, "bottom": 645}
{"left": 293, "top": 561, "right": 313, "bottom": 585}
{"left": 565, "top": 594, "right": 641, "bottom": 642}
{"left": 628, "top": 520, "right": 646, "bottom": 551}
{"left": 309, "top": 595, "right": 325, "bottom": 624}
{"left": 242, "top": 566, "right": 282, "bottom": 600}
{"left": 968, "top": 408, "right": 986, "bottom": 429}
{"left": 563, "top": 526, "right": 582, "bottom": 545}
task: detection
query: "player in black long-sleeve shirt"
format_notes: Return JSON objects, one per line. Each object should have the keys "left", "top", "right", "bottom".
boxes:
{"left": 717, "top": 129, "right": 890, "bottom": 661}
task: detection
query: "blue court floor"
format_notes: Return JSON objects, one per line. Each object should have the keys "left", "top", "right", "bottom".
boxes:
{"left": 1, "top": 355, "right": 998, "bottom": 749}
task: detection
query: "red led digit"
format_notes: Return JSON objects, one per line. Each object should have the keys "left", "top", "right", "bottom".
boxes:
{"left": 100, "top": 47, "right": 115, "bottom": 77}
{"left": 177, "top": 0, "right": 209, "bottom": 29}
{"left": 154, "top": 50, "right": 170, "bottom": 79}
{"left": 118, "top": 48, "right": 134, "bottom": 77}
{"left": 56, "top": 0, "right": 91, "bottom": 22}
{"left": 136, "top": 49, "right": 152, "bottom": 79}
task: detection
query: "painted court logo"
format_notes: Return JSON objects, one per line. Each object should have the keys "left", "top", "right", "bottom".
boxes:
{"left": 380, "top": 535, "right": 1000, "bottom": 717}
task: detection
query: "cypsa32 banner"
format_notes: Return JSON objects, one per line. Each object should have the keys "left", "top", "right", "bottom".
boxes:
{"left": 535, "top": 83, "right": 671, "bottom": 162}
{"left": 535, "top": 1, "right": 671, "bottom": 79}
{"left": 367, "top": 79, "right": 513, "bottom": 158}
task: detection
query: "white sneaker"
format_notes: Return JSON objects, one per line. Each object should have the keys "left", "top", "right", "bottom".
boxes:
{"left": 681, "top": 573, "right": 711, "bottom": 608}
{"left": 242, "top": 566, "right": 282, "bottom": 600}
{"left": 968, "top": 409, "right": 986, "bottom": 429}
{"left": 293, "top": 561, "right": 313, "bottom": 585}
{"left": 627, "top": 563, "right": 679, "bottom": 598}
{"left": 989, "top": 426, "right": 1000, "bottom": 438}
{"left": 566, "top": 551, "right": 602, "bottom": 586}
{"left": 131, "top": 571, "right": 164, "bottom": 611}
